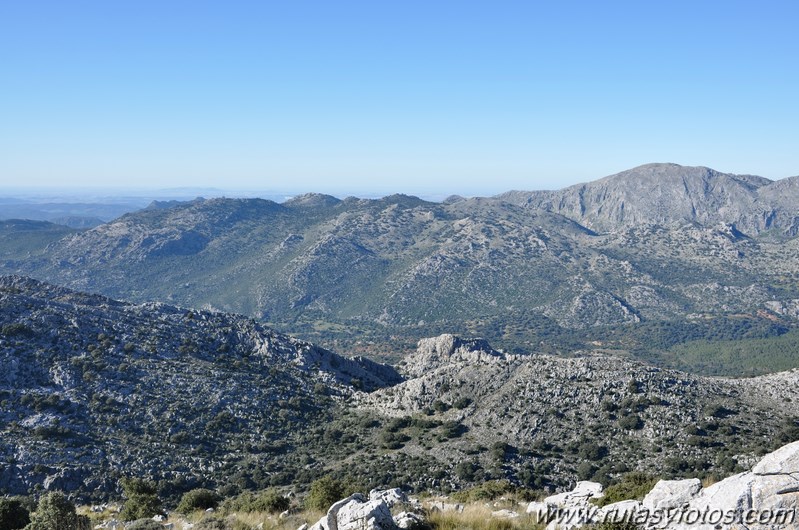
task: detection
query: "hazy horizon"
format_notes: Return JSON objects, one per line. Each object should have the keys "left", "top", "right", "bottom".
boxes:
{"left": 2, "top": 2, "right": 797, "bottom": 194}
{"left": 2, "top": 160, "right": 799, "bottom": 204}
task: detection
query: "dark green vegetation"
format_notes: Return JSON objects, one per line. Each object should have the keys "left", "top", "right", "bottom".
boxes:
{"left": 3, "top": 164, "right": 799, "bottom": 375}
{"left": 590, "top": 317, "right": 799, "bottom": 376}
{"left": 220, "top": 488, "right": 290, "bottom": 514}
{"left": 657, "top": 330, "right": 799, "bottom": 377}
{"left": 120, "top": 479, "right": 165, "bottom": 521}
{"left": 176, "top": 488, "right": 222, "bottom": 514}
{"left": 0, "top": 497, "right": 31, "bottom": 530}
{"left": 0, "top": 220, "right": 77, "bottom": 256}
{"left": 592, "top": 472, "right": 658, "bottom": 507}
{"left": 304, "top": 476, "right": 347, "bottom": 512}
{"left": 24, "top": 492, "right": 89, "bottom": 530}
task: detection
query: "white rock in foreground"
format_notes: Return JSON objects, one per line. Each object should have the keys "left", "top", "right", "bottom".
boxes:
{"left": 648, "top": 442, "right": 799, "bottom": 529}
{"left": 309, "top": 491, "right": 401, "bottom": 530}
{"left": 641, "top": 478, "right": 702, "bottom": 512}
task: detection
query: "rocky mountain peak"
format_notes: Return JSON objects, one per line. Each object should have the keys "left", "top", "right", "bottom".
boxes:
{"left": 283, "top": 193, "right": 342, "bottom": 209}
{"left": 402, "top": 334, "right": 505, "bottom": 377}
{"left": 498, "top": 163, "right": 798, "bottom": 235}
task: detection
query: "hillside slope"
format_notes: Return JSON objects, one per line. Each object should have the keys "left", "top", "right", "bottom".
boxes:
{"left": 0, "top": 276, "right": 399, "bottom": 499}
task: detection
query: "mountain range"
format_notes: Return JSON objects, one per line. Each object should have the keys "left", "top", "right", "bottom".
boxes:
{"left": 2, "top": 163, "right": 799, "bottom": 372}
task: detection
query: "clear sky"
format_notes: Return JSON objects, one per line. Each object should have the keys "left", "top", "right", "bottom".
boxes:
{"left": 1, "top": 0, "right": 797, "bottom": 197}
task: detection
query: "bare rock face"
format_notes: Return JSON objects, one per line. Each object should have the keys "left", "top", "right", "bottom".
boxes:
{"left": 544, "top": 481, "right": 604, "bottom": 507}
{"left": 369, "top": 488, "right": 408, "bottom": 508}
{"left": 0, "top": 276, "right": 402, "bottom": 499}
{"left": 752, "top": 440, "right": 799, "bottom": 475}
{"left": 598, "top": 500, "right": 643, "bottom": 524}
{"left": 499, "top": 163, "right": 799, "bottom": 236}
{"left": 658, "top": 442, "right": 799, "bottom": 529}
{"left": 404, "top": 334, "right": 504, "bottom": 377}
{"left": 641, "top": 478, "right": 702, "bottom": 512}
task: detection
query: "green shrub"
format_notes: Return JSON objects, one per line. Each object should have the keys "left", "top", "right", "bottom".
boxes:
{"left": 432, "top": 400, "right": 450, "bottom": 413}
{"left": 453, "top": 397, "right": 472, "bottom": 410}
{"left": 1, "top": 323, "right": 34, "bottom": 338}
{"left": 249, "top": 489, "right": 290, "bottom": 513}
{"left": 618, "top": 414, "right": 643, "bottom": 430}
{"left": 0, "top": 497, "right": 30, "bottom": 530}
{"left": 593, "top": 472, "right": 657, "bottom": 507}
{"left": 450, "top": 480, "right": 513, "bottom": 502}
{"left": 119, "top": 478, "right": 165, "bottom": 521}
{"left": 223, "top": 489, "right": 289, "bottom": 514}
{"left": 305, "top": 476, "right": 345, "bottom": 512}
{"left": 177, "top": 489, "right": 222, "bottom": 513}
{"left": 578, "top": 443, "right": 608, "bottom": 461}
{"left": 438, "top": 421, "right": 466, "bottom": 439}
{"left": 25, "top": 492, "right": 86, "bottom": 530}
{"left": 454, "top": 460, "right": 482, "bottom": 482}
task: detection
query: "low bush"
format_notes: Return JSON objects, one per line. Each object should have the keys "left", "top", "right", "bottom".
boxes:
{"left": 593, "top": 472, "right": 657, "bottom": 507}
{"left": 177, "top": 489, "right": 222, "bottom": 513}
{"left": 223, "top": 489, "right": 290, "bottom": 514}
{"left": 119, "top": 478, "right": 165, "bottom": 521}
{"left": 305, "top": 476, "right": 345, "bottom": 512}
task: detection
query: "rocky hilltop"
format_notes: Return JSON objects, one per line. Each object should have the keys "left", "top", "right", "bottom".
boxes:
{"left": 3, "top": 165, "right": 799, "bottom": 366}
{"left": 498, "top": 163, "right": 799, "bottom": 235}
{"left": 356, "top": 333, "right": 799, "bottom": 489}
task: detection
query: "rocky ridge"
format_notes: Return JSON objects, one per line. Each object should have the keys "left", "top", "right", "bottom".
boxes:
{"left": 3, "top": 166, "right": 799, "bottom": 366}
{"left": 0, "top": 275, "right": 399, "bottom": 499}
{"left": 356, "top": 333, "right": 799, "bottom": 487}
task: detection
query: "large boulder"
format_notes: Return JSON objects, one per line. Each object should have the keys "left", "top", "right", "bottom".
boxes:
{"left": 753, "top": 440, "right": 799, "bottom": 475}
{"left": 309, "top": 493, "right": 398, "bottom": 530}
{"left": 369, "top": 488, "right": 407, "bottom": 508}
{"left": 599, "top": 500, "right": 642, "bottom": 524}
{"left": 641, "top": 478, "right": 702, "bottom": 512}
{"left": 543, "top": 481, "right": 604, "bottom": 507}
{"left": 337, "top": 498, "right": 396, "bottom": 530}
{"left": 523, "top": 481, "right": 605, "bottom": 530}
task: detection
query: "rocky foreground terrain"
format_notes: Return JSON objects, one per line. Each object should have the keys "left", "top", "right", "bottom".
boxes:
{"left": 293, "top": 438, "right": 799, "bottom": 530}
{"left": 307, "top": 439, "right": 799, "bottom": 530}
{"left": 3, "top": 164, "right": 799, "bottom": 366}
{"left": 3, "top": 276, "right": 799, "bottom": 506}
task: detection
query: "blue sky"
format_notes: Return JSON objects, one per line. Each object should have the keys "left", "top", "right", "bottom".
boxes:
{"left": 1, "top": 1, "right": 797, "bottom": 197}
